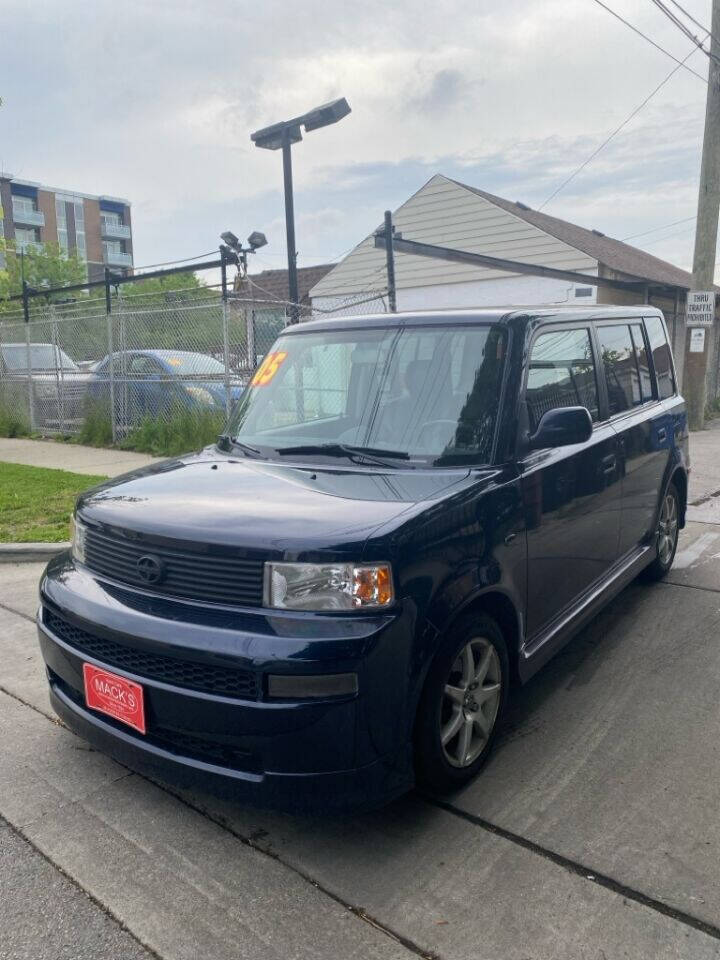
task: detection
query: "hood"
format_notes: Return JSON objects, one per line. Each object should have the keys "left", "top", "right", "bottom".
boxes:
{"left": 77, "top": 446, "right": 477, "bottom": 556}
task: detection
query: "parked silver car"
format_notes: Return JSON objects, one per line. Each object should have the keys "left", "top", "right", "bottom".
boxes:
{"left": 0, "top": 343, "right": 93, "bottom": 430}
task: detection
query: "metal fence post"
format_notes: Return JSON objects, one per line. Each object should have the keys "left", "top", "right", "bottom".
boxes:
{"left": 105, "top": 268, "right": 117, "bottom": 443}
{"left": 219, "top": 246, "right": 233, "bottom": 420}
{"left": 22, "top": 281, "right": 35, "bottom": 431}
{"left": 50, "top": 302, "right": 65, "bottom": 433}
{"left": 247, "top": 307, "right": 256, "bottom": 371}
{"left": 221, "top": 297, "right": 232, "bottom": 422}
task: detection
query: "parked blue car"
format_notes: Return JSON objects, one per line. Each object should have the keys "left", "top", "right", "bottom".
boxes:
{"left": 88, "top": 350, "right": 244, "bottom": 421}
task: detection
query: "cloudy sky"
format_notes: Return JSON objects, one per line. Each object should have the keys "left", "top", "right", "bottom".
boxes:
{"left": 0, "top": 0, "right": 714, "bottom": 278}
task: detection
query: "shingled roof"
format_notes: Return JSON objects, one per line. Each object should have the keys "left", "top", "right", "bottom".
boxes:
{"left": 235, "top": 263, "right": 334, "bottom": 305}
{"left": 452, "top": 180, "right": 694, "bottom": 290}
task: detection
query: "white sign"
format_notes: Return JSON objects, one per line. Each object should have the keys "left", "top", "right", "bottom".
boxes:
{"left": 687, "top": 290, "right": 715, "bottom": 327}
{"left": 690, "top": 327, "right": 706, "bottom": 353}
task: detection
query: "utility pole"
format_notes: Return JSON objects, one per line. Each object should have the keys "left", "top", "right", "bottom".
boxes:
{"left": 383, "top": 210, "right": 397, "bottom": 312}
{"left": 684, "top": 0, "right": 720, "bottom": 431}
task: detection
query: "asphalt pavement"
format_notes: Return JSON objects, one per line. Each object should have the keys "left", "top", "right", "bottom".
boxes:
{"left": 0, "top": 425, "right": 719, "bottom": 959}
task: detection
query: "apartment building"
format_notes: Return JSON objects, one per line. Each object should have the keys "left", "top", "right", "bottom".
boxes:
{"left": 0, "top": 175, "right": 133, "bottom": 281}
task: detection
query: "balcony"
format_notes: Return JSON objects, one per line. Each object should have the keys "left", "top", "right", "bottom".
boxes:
{"left": 12, "top": 207, "right": 45, "bottom": 228}
{"left": 100, "top": 218, "right": 131, "bottom": 240}
{"left": 103, "top": 249, "right": 133, "bottom": 268}
{"left": 15, "top": 239, "right": 43, "bottom": 253}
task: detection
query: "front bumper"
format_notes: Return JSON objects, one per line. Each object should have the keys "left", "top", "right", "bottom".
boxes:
{"left": 38, "top": 554, "right": 416, "bottom": 812}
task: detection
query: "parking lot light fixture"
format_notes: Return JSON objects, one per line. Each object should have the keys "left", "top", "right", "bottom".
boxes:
{"left": 219, "top": 230, "right": 268, "bottom": 280}
{"left": 251, "top": 98, "right": 351, "bottom": 323}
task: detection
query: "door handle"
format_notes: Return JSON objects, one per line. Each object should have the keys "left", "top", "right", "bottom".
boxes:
{"left": 657, "top": 427, "right": 667, "bottom": 443}
{"left": 600, "top": 454, "right": 616, "bottom": 476}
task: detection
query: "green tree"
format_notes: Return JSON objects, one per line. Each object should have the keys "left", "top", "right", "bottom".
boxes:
{"left": 0, "top": 242, "right": 87, "bottom": 310}
{"left": 121, "top": 270, "right": 206, "bottom": 301}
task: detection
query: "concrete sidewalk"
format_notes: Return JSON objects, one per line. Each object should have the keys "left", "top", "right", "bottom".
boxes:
{"left": 0, "top": 437, "right": 159, "bottom": 478}
{"left": 688, "top": 418, "right": 720, "bottom": 522}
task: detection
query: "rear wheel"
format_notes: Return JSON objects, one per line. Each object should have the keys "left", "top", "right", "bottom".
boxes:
{"left": 414, "top": 613, "right": 509, "bottom": 792}
{"left": 642, "top": 483, "right": 680, "bottom": 582}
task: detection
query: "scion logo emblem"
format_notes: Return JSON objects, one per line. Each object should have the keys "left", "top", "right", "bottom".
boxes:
{"left": 136, "top": 554, "right": 165, "bottom": 585}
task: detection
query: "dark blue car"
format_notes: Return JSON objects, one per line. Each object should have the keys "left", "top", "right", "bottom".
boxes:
{"left": 38, "top": 307, "right": 689, "bottom": 812}
{"left": 89, "top": 349, "right": 243, "bottom": 421}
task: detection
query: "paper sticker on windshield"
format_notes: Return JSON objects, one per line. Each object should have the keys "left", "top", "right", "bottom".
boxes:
{"left": 166, "top": 357, "right": 183, "bottom": 367}
{"left": 251, "top": 351, "right": 287, "bottom": 386}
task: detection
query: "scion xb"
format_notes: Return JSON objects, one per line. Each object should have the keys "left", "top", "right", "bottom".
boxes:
{"left": 37, "top": 306, "right": 688, "bottom": 811}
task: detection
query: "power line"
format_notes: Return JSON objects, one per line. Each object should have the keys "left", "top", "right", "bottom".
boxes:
{"left": 650, "top": 0, "right": 705, "bottom": 44}
{"left": 589, "top": 0, "right": 707, "bottom": 81}
{"left": 628, "top": 224, "right": 697, "bottom": 246}
{"left": 665, "top": 0, "right": 718, "bottom": 42}
{"left": 648, "top": 0, "right": 720, "bottom": 63}
{"left": 538, "top": 40, "right": 704, "bottom": 210}
{"left": 621, "top": 214, "right": 696, "bottom": 240}
{"left": 132, "top": 251, "right": 219, "bottom": 272}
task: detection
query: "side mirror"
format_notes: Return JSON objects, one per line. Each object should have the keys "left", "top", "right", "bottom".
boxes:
{"left": 529, "top": 406, "right": 593, "bottom": 450}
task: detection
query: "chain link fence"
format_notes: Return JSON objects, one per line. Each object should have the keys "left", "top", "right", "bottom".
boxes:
{"left": 0, "top": 280, "right": 388, "bottom": 443}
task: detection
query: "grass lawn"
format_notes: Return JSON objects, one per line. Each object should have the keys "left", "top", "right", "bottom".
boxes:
{"left": 0, "top": 462, "right": 107, "bottom": 543}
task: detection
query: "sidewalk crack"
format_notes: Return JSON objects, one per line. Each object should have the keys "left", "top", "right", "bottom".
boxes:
{"left": 421, "top": 794, "right": 720, "bottom": 944}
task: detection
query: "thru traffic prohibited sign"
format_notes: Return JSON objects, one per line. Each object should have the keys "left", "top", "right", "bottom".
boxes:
{"left": 687, "top": 290, "right": 715, "bottom": 326}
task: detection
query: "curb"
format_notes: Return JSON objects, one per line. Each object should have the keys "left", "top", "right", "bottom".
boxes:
{"left": 0, "top": 542, "right": 70, "bottom": 564}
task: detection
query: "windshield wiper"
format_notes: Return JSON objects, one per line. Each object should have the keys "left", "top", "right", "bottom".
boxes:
{"left": 277, "top": 443, "right": 411, "bottom": 467}
{"left": 217, "top": 435, "right": 264, "bottom": 458}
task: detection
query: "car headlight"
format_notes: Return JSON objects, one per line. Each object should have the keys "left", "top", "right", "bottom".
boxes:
{"left": 264, "top": 562, "right": 394, "bottom": 611}
{"left": 70, "top": 514, "right": 87, "bottom": 564}
{"left": 185, "top": 386, "right": 214, "bottom": 405}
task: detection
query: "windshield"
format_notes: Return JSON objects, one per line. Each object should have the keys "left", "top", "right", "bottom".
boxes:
{"left": 1, "top": 344, "right": 79, "bottom": 372}
{"left": 227, "top": 323, "right": 507, "bottom": 465}
{"left": 155, "top": 351, "right": 225, "bottom": 375}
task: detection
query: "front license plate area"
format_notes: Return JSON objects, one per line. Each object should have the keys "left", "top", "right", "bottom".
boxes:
{"left": 83, "top": 663, "right": 146, "bottom": 734}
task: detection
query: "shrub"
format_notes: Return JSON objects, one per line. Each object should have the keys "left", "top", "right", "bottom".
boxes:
{"left": 121, "top": 405, "right": 225, "bottom": 457}
{"left": 0, "top": 395, "right": 31, "bottom": 438}
{"left": 77, "top": 400, "right": 114, "bottom": 447}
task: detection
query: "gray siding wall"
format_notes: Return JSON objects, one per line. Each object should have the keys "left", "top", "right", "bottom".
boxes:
{"left": 311, "top": 175, "right": 597, "bottom": 298}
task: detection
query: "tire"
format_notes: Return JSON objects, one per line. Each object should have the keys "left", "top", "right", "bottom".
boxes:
{"left": 414, "top": 612, "right": 509, "bottom": 793}
{"left": 642, "top": 482, "right": 680, "bottom": 582}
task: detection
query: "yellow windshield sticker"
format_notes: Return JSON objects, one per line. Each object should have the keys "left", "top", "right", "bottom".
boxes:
{"left": 251, "top": 351, "right": 287, "bottom": 386}
{"left": 167, "top": 357, "right": 183, "bottom": 367}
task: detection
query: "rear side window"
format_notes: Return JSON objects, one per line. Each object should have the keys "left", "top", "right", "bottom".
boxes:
{"left": 526, "top": 328, "right": 599, "bottom": 430}
{"left": 644, "top": 315, "right": 676, "bottom": 399}
{"left": 596, "top": 324, "right": 646, "bottom": 415}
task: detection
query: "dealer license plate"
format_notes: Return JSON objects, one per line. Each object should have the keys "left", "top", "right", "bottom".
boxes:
{"left": 83, "top": 663, "right": 146, "bottom": 734}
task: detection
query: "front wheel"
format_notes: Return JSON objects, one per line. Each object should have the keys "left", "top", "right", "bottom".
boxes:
{"left": 642, "top": 483, "right": 680, "bottom": 582}
{"left": 414, "top": 613, "right": 509, "bottom": 793}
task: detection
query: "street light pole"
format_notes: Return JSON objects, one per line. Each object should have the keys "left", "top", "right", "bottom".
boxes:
{"left": 251, "top": 98, "right": 351, "bottom": 326}
{"left": 282, "top": 128, "right": 299, "bottom": 323}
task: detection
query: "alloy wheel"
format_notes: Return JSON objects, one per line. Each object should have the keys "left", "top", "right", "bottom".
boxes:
{"left": 440, "top": 637, "right": 502, "bottom": 768}
{"left": 657, "top": 491, "right": 678, "bottom": 567}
